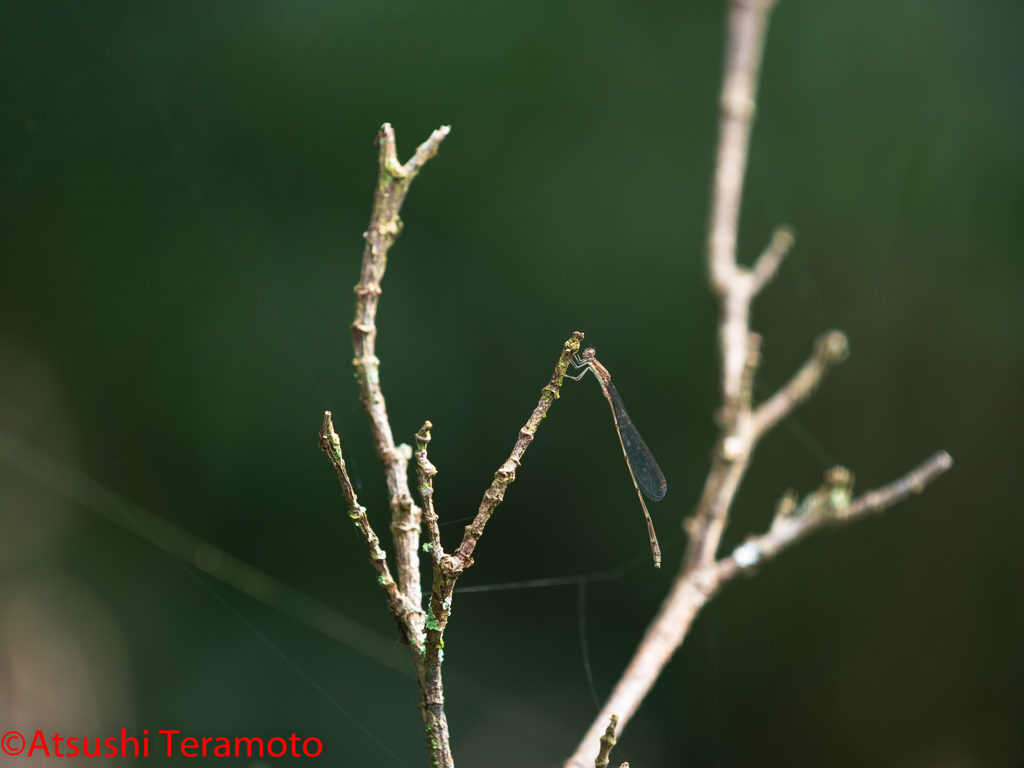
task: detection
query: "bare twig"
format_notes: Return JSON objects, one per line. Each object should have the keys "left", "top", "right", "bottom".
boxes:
{"left": 751, "top": 225, "right": 795, "bottom": 293}
{"left": 708, "top": 0, "right": 779, "bottom": 421}
{"left": 566, "top": 453, "right": 953, "bottom": 768}
{"left": 454, "top": 332, "right": 585, "bottom": 566}
{"left": 708, "top": 0, "right": 779, "bottom": 296}
{"left": 351, "top": 122, "right": 450, "bottom": 619}
{"left": 680, "top": 0, "right": 785, "bottom": 583}
{"left": 753, "top": 330, "right": 849, "bottom": 440}
{"left": 842, "top": 451, "right": 953, "bottom": 517}
{"left": 720, "top": 451, "right": 954, "bottom": 579}
{"left": 415, "top": 422, "right": 443, "bottom": 567}
{"left": 411, "top": 333, "right": 583, "bottom": 768}
{"left": 564, "top": 1, "right": 952, "bottom": 764}
{"left": 318, "top": 412, "right": 417, "bottom": 639}
{"left": 595, "top": 715, "right": 619, "bottom": 768}
{"left": 411, "top": 420, "right": 454, "bottom": 767}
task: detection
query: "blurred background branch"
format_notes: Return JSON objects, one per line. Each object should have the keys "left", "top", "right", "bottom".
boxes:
{"left": 565, "top": 1, "right": 952, "bottom": 764}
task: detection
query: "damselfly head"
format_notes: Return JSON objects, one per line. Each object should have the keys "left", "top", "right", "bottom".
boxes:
{"left": 580, "top": 347, "right": 596, "bottom": 361}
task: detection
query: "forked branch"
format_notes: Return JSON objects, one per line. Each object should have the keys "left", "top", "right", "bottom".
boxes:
{"left": 318, "top": 412, "right": 417, "bottom": 640}
{"left": 351, "top": 122, "right": 450, "bottom": 617}
{"left": 412, "top": 333, "right": 584, "bottom": 768}
{"left": 753, "top": 330, "right": 849, "bottom": 439}
{"left": 455, "top": 332, "right": 585, "bottom": 566}
{"left": 721, "top": 451, "right": 954, "bottom": 578}
{"left": 326, "top": 120, "right": 590, "bottom": 768}
{"left": 563, "top": 1, "right": 952, "bottom": 765}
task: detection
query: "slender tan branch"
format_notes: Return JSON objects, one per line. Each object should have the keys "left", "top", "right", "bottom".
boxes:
{"left": 738, "top": 332, "right": 763, "bottom": 413}
{"left": 685, "top": 0, "right": 785, "bottom": 571}
{"left": 411, "top": 421, "right": 455, "bottom": 768}
{"left": 414, "top": 421, "right": 444, "bottom": 567}
{"left": 318, "top": 412, "right": 419, "bottom": 641}
{"left": 751, "top": 225, "right": 795, "bottom": 294}
{"left": 753, "top": 330, "right": 849, "bottom": 440}
{"left": 567, "top": 453, "right": 951, "bottom": 768}
{"left": 709, "top": 0, "right": 779, "bottom": 423}
{"left": 351, "top": 122, "right": 450, "bottom": 621}
{"left": 720, "top": 451, "right": 953, "bottom": 580}
{"left": 686, "top": 331, "right": 763, "bottom": 573}
{"left": 454, "top": 331, "right": 585, "bottom": 566}
{"left": 414, "top": 335, "right": 583, "bottom": 768}
{"left": 686, "top": 449, "right": 751, "bottom": 570}
{"left": 709, "top": 0, "right": 779, "bottom": 296}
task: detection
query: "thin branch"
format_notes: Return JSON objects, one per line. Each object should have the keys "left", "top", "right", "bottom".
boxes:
{"left": 453, "top": 331, "right": 585, "bottom": 566}
{"left": 411, "top": 334, "right": 584, "bottom": 768}
{"left": 843, "top": 451, "right": 953, "bottom": 517}
{"left": 414, "top": 421, "right": 444, "bottom": 567}
{"left": 595, "top": 715, "right": 619, "bottom": 768}
{"left": 351, "top": 122, "right": 450, "bottom": 620}
{"left": 566, "top": 453, "right": 952, "bottom": 768}
{"left": 318, "top": 412, "right": 417, "bottom": 638}
{"left": 343, "top": 123, "right": 455, "bottom": 768}
{"left": 681, "top": 0, "right": 785, "bottom": 581}
{"left": 708, "top": 0, "right": 779, "bottom": 296}
{"left": 737, "top": 332, "right": 763, "bottom": 414}
{"left": 752, "top": 330, "right": 849, "bottom": 440}
{"left": 708, "top": 0, "right": 780, "bottom": 422}
{"left": 751, "top": 225, "right": 795, "bottom": 294}
{"left": 411, "top": 420, "right": 455, "bottom": 768}
{"left": 720, "top": 451, "right": 954, "bottom": 579}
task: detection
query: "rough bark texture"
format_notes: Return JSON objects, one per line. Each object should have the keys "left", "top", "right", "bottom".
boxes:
{"left": 412, "top": 333, "right": 585, "bottom": 768}
{"left": 325, "top": 141, "right": 583, "bottom": 767}
{"left": 350, "top": 122, "right": 450, "bottom": 627}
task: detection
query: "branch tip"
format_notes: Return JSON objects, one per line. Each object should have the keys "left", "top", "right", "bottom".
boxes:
{"left": 751, "top": 224, "right": 795, "bottom": 292}
{"left": 725, "top": 450, "right": 953, "bottom": 578}
{"left": 753, "top": 329, "right": 850, "bottom": 440}
{"left": 455, "top": 334, "right": 583, "bottom": 566}
{"left": 595, "top": 714, "right": 620, "bottom": 768}
{"left": 819, "top": 330, "right": 850, "bottom": 365}
{"left": 319, "top": 410, "right": 333, "bottom": 437}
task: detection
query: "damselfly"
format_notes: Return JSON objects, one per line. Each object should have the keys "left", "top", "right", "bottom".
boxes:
{"left": 566, "top": 348, "right": 666, "bottom": 567}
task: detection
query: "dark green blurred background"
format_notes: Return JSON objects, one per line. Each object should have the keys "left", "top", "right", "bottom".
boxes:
{"left": 1, "top": 0, "right": 1022, "bottom": 765}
